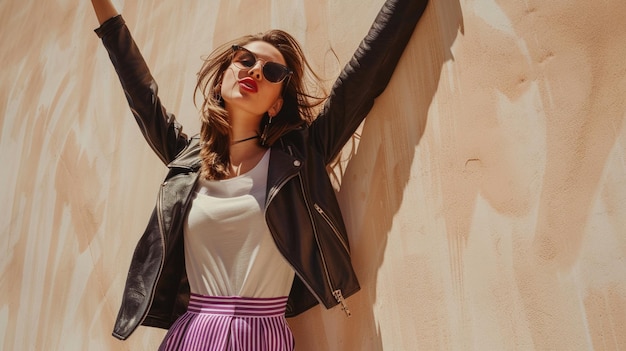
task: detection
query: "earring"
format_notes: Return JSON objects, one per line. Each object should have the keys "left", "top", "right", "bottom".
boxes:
{"left": 260, "top": 114, "right": 273, "bottom": 146}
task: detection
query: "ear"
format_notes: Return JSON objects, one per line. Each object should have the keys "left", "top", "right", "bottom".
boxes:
{"left": 268, "top": 96, "right": 283, "bottom": 117}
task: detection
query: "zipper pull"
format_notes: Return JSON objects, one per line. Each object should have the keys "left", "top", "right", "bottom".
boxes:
{"left": 333, "top": 290, "right": 352, "bottom": 317}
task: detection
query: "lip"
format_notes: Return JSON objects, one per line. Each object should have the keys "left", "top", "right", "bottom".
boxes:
{"left": 238, "top": 77, "right": 258, "bottom": 93}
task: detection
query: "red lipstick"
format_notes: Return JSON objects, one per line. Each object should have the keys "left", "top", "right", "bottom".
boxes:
{"left": 238, "top": 77, "right": 258, "bottom": 93}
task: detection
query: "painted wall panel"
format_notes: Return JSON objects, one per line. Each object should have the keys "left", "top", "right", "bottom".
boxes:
{"left": 1, "top": 0, "right": 625, "bottom": 350}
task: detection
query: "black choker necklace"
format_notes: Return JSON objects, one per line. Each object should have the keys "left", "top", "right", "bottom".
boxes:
{"left": 232, "top": 135, "right": 260, "bottom": 145}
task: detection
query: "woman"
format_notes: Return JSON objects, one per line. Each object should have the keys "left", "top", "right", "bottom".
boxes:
{"left": 91, "top": 0, "right": 428, "bottom": 349}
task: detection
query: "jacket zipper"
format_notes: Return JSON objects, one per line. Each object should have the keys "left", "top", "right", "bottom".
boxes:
{"left": 333, "top": 289, "right": 351, "bottom": 317}
{"left": 297, "top": 173, "right": 351, "bottom": 317}
{"left": 313, "top": 203, "right": 350, "bottom": 255}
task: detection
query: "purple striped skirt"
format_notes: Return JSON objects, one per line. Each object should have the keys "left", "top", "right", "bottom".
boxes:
{"left": 158, "top": 294, "right": 294, "bottom": 351}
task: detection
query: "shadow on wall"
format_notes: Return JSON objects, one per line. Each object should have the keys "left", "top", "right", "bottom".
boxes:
{"left": 288, "top": 0, "right": 464, "bottom": 349}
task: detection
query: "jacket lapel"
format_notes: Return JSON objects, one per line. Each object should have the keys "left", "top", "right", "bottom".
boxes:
{"left": 266, "top": 143, "right": 302, "bottom": 207}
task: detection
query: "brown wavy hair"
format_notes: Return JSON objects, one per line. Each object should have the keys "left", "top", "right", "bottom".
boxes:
{"left": 194, "top": 30, "right": 326, "bottom": 180}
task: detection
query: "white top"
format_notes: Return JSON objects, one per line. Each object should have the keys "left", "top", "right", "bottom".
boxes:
{"left": 183, "top": 149, "right": 295, "bottom": 298}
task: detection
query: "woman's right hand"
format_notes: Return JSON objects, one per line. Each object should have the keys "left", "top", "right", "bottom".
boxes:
{"left": 90, "top": 0, "right": 119, "bottom": 25}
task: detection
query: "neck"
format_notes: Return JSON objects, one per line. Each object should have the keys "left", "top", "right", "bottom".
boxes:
{"left": 227, "top": 139, "right": 267, "bottom": 178}
{"left": 226, "top": 106, "right": 263, "bottom": 145}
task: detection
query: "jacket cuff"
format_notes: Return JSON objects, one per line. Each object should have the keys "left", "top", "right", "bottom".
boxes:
{"left": 94, "top": 14, "right": 125, "bottom": 38}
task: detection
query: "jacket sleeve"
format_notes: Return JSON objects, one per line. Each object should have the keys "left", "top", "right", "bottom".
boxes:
{"left": 309, "top": 0, "right": 428, "bottom": 164}
{"left": 95, "top": 15, "right": 188, "bottom": 165}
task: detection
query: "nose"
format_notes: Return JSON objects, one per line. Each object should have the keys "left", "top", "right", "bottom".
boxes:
{"left": 248, "top": 61, "right": 263, "bottom": 80}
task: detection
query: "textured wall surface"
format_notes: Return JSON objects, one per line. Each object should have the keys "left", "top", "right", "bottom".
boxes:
{"left": 2, "top": 0, "right": 626, "bottom": 350}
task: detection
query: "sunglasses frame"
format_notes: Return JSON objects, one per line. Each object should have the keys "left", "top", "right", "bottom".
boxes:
{"left": 231, "top": 45, "right": 293, "bottom": 84}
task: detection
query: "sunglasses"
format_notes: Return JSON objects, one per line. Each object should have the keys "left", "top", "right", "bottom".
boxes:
{"left": 231, "top": 45, "right": 293, "bottom": 84}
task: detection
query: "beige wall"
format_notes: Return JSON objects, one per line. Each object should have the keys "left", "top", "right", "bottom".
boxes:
{"left": 1, "top": 0, "right": 625, "bottom": 350}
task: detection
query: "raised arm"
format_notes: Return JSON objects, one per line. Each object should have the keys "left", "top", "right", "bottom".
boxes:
{"left": 310, "top": 0, "right": 429, "bottom": 164}
{"left": 91, "top": 2, "right": 189, "bottom": 164}
{"left": 90, "top": 0, "right": 118, "bottom": 25}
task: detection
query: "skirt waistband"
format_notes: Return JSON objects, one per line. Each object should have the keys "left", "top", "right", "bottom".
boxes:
{"left": 187, "top": 294, "right": 289, "bottom": 317}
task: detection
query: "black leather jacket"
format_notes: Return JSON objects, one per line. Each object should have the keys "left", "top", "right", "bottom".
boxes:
{"left": 96, "top": 0, "right": 428, "bottom": 340}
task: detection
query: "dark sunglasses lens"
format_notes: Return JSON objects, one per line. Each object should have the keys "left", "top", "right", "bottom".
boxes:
{"left": 263, "top": 63, "right": 287, "bottom": 83}
{"left": 233, "top": 50, "right": 255, "bottom": 68}
{"left": 233, "top": 46, "right": 289, "bottom": 83}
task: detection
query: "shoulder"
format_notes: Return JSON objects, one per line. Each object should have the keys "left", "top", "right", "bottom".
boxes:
{"left": 275, "top": 125, "right": 310, "bottom": 152}
{"left": 168, "top": 134, "right": 201, "bottom": 170}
